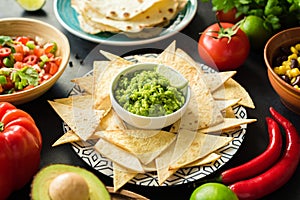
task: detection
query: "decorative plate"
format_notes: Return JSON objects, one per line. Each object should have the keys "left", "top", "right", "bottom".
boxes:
{"left": 64, "top": 54, "right": 248, "bottom": 187}
{"left": 53, "top": 0, "right": 197, "bottom": 45}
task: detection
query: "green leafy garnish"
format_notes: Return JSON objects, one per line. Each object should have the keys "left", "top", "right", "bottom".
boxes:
{"left": 12, "top": 66, "right": 39, "bottom": 90}
{"left": 0, "top": 36, "right": 13, "bottom": 46}
{"left": 202, "top": 0, "right": 300, "bottom": 31}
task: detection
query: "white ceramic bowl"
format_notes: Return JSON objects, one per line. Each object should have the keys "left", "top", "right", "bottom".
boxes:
{"left": 0, "top": 17, "right": 70, "bottom": 105}
{"left": 110, "top": 63, "right": 191, "bottom": 129}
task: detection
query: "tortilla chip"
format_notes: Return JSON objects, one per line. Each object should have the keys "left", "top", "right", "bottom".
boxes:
{"left": 155, "top": 141, "right": 178, "bottom": 185}
{"left": 222, "top": 106, "right": 237, "bottom": 118}
{"left": 179, "top": 72, "right": 224, "bottom": 130}
{"left": 169, "top": 131, "right": 233, "bottom": 169}
{"left": 93, "top": 56, "right": 132, "bottom": 111}
{"left": 52, "top": 130, "right": 81, "bottom": 147}
{"left": 71, "top": 76, "right": 94, "bottom": 94}
{"left": 202, "top": 71, "right": 237, "bottom": 92}
{"left": 98, "top": 109, "right": 127, "bottom": 131}
{"left": 157, "top": 41, "right": 176, "bottom": 61}
{"left": 94, "top": 138, "right": 144, "bottom": 173}
{"left": 169, "top": 129, "right": 197, "bottom": 165}
{"left": 213, "top": 78, "right": 255, "bottom": 109}
{"left": 113, "top": 163, "right": 138, "bottom": 192}
{"left": 184, "top": 153, "right": 221, "bottom": 168}
{"left": 199, "top": 118, "right": 257, "bottom": 133}
{"left": 215, "top": 99, "right": 241, "bottom": 111}
{"left": 48, "top": 101, "right": 104, "bottom": 140}
{"left": 97, "top": 130, "right": 176, "bottom": 165}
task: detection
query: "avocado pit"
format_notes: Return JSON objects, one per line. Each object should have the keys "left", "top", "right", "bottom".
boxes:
{"left": 48, "top": 172, "right": 89, "bottom": 200}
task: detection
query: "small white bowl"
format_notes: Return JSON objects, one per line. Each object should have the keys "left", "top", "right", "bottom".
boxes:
{"left": 110, "top": 63, "right": 191, "bottom": 129}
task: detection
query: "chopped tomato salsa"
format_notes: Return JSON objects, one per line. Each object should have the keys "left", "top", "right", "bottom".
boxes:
{"left": 0, "top": 35, "right": 62, "bottom": 94}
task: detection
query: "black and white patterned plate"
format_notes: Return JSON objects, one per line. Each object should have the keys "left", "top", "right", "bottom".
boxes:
{"left": 64, "top": 54, "right": 248, "bottom": 186}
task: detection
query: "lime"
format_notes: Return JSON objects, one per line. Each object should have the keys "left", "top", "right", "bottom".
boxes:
{"left": 240, "top": 15, "right": 273, "bottom": 50}
{"left": 16, "top": 0, "right": 46, "bottom": 11}
{"left": 156, "top": 64, "right": 188, "bottom": 89}
{"left": 190, "top": 183, "right": 238, "bottom": 200}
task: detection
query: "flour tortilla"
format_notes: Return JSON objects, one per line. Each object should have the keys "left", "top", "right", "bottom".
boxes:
{"left": 85, "top": 0, "right": 162, "bottom": 20}
{"left": 94, "top": 138, "right": 144, "bottom": 173}
{"left": 83, "top": 0, "right": 179, "bottom": 33}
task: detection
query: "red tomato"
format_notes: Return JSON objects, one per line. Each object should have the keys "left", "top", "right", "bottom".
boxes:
{"left": 42, "top": 73, "right": 52, "bottom": 81}
{"left": 198, "top": 22, "right": 250, "bottom": 71}
{"left": 216, "top": 8, "right": 244, "bottom": 24}
{"left": 48, "top": 62, "right": 59, "bottom": 75}
{"left": 13, "top": 52, "right": 24, "bottom": 62}
{"left": 15, "top": 36, "right": 30, "bottom": 45}
{"left": 13, "top": 44, "right": 24, "bottom": 54}
{"left": 33, "top": 46, "right": 45, "bottom": 57}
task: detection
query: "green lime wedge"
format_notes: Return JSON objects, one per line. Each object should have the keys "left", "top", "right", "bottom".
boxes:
{"left": 16, "top": 0, "right": 46, "bottom": 11}
{"left": 156, "top": 64, "right": 188, "bottom": 89}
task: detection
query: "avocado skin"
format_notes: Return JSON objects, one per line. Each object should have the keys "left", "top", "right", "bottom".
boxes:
{"left": 30, "top": 164, "right": 111, "bottom": 200}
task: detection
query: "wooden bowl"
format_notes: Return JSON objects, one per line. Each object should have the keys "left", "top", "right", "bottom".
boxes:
{"left": 0, "top": 18, "right": 70, "bottom": 105}
{"left": 264, "top": 27, "right": 300, "bottom": 115}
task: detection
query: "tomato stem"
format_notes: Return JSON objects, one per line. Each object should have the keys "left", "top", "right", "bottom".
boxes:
{"left": 203, "top": 18, "right": 246, "bottom": 43}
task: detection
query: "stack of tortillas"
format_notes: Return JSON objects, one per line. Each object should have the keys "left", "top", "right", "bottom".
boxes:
{"left": 48, "top": 41, "right": 256, "bottom": 192}
{"left": 71, "top": 0, "right": 188, "bottom": 38}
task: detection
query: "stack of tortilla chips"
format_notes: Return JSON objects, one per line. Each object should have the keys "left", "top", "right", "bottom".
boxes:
{"left": 49, "top": 41, "right": 256, "bottom": 192}
{"left": 71, "top": 0, "right": 188, "bottom": 38}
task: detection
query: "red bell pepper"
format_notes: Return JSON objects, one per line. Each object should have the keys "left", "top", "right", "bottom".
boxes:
{"left": 0, "top": 102, "right": 42, "bottom": 199}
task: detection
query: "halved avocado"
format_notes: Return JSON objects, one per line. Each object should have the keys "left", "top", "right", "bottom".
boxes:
{"left": 30, "top": 164, "right": 111, "bottom": 200}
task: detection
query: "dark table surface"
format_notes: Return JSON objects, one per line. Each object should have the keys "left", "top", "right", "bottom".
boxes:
{"left": 2, "top": 0, "right": 300, "bottom": 199}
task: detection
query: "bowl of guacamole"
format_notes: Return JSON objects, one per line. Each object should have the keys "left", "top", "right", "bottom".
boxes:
{"left": 110, "top": 62, "right": 191, "bottom": 129}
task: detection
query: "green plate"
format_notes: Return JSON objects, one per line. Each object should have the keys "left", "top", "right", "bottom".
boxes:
{"left": 53, "top": 0, "right": 197, "bottom": 45}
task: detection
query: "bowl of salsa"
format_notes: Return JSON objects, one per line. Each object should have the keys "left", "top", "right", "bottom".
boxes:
{"left": 0, "top": 18, "right": 70, "bottom": 105}
{"left": 110, "top": 62, "right": 191, "bottom": 129}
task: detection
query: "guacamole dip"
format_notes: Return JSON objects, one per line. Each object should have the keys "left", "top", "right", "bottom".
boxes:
{"left": 114, "top": 69, "right": 185, "bottom": 117}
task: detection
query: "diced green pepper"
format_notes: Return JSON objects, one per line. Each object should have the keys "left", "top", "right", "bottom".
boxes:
{"left": 0, "top": 75, "right": 7, "bottom": 84}
{"left": 3, "top": 57, "right": 14, "bottom": 67}
{"left": 26, "top": 41, "right": 35, "bottom": 50}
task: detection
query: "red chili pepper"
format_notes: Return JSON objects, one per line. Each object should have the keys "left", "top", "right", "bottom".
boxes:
{"left": 218, "top": 116, "right": 282, "bottom": 185}
{"left": 23, "top": 55, "right": 38, "bottom": 65}
{"left": 229, "top": 107, "right": 300, "bottom": 200}
{"left": 0, "top": 47, "right": 11, "bottom": 57}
